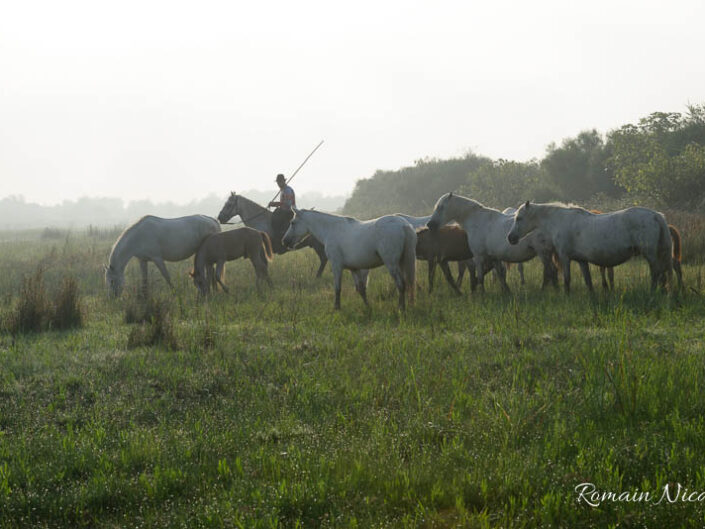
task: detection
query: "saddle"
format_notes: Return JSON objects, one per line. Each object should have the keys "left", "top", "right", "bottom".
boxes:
{"left": 270, "top": 208, "right": 294, "bottom": 254}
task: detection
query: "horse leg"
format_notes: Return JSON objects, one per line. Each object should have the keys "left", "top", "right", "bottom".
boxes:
{"left": 539, "top": 254, "right": 557, "bottom": 290}
{"left": 468, "top": 260, "right": 478, "bottom": 292}
{"left": 440, "top": 260, "right": 462, "bottom": 295}
{"left": 215, "top": 261, "right": 229, "bottom": 293}
{"left": 205, "top": 265, "right": 216, "bottom": 295}
{"left": 493, "top": 260, "right": 511, "bottom": 293}
{"left": 474, "top": 256, "right": 487, "bottom": 293}
{"left": 352, "top": 269, "right": 369, "bottom": 306}
{"left": 518, "top": 262, "right": 525, "bottom": 285}
{"left": 578, "top": 261, "right": 593, "bottom": 292}
{"left": 560, "top": 256, "right": 571, "bottom": 294}
{"left": 599, "top": 266, "right": 609, "bottom": 290}
{"left": 456, "top": 261, "right": 466, "bottom": 288}
{"left": 607, "top": 267, "right": 615, "bottom": 290}
{"left": 139, "top": 259, "right": 149, "bottom": 296}
{"left": 314, "top": 243, "right": 328, "bottom": 278}
{"left": 332, "top": 262, "right": 343, "bottom": 310}
{"left": 384, "top": 261, "right": 406, "bottom": 311}
{"left": 152, "top": 257, "right": 174, "bottom": 289}
{"left": 427, "top": 258, "right": 436, "bottom": 293}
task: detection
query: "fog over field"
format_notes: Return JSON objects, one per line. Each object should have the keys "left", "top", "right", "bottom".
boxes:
{"left": 0, "top": 191, "right": 347, "bottom": 230}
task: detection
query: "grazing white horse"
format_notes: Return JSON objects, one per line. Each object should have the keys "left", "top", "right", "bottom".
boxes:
{"left": 507, "top": 201, "right": 672, "bottom": 292}
{"left": 427, "top": 193, "right": 557, "bottom": 292}
{"left": 217, "top": 192, "right": 328, "bottom": 277}
{"left": 105, "top": 215, "right": 221, "bottom": 297}
{"left": 282, "top": 208, "right": 417, "bottom": 310}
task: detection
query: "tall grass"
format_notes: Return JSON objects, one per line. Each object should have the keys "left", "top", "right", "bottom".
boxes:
{"left": 0, "top": 231, "right": 704, "bottom": 527}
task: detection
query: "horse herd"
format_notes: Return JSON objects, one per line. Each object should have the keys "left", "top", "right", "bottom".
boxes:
{"left": 104, "top": 191, "right": 684, "bottom": 310}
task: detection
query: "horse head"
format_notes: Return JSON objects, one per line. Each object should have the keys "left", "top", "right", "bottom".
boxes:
{"left": 282, "top": 207, "right": 309, "bottom": 249}
{"left": 217, "top": 192, "right": 238, "bottom": 224}
{"left": 427, "top": 192, "right": 453, "bottom": 231}
{"left": 104, "top": 264, "right": 124, "bottom": 297}
{"left": 507, "top": 201, "right": 531, "bottom": 245}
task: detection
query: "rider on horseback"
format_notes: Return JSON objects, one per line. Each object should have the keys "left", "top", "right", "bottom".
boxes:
{"left": 268, "top": 173, "right": 296, "bottom": 252}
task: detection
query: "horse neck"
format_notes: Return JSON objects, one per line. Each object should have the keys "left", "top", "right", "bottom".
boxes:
{"left": 450, "top": 196, "right": 486, "bottom": 223}
{"left": 192, "top": 245, "right": 208, "bottom": 278}
{"left": 108, "top": 230, "right": 135, "bottom": 273}
{"left": 238, "top": 196, "right": 272, "bottom": 230}
{"left": 530, "top": 204, "right": 569, "bottom": 233}
{"left": 300, "top": 211, "right": 344, "bottom": 244}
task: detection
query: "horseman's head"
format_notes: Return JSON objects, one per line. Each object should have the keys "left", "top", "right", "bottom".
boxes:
{"left": 104, "top": 264, "right": 124, "bottom": 297}
{"left": 217, "top": 192, "right": 238, "bottom": 224}
{"left": 507, "top": 201, "right": 532, "bottom": 245}
{"left": 282, "top": 208, "right": 309, "bottom": 249}
{"left": 427, "top": 192, "right": 453, "bottom": 231}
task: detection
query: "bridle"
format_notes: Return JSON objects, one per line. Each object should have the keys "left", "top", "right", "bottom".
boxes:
{"left": 221, "top": 194, "right": 269, "bottom": 225}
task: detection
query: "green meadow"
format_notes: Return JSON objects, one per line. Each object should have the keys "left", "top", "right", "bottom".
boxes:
{"left": 1, "top": 229, "right": 705, "bottom": 528}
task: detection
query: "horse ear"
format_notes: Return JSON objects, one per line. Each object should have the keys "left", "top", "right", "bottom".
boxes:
{"left": 292, "top": 207, "right": 300, "bottom": 215}
{"left": 449, "top": 191, "right": 453, "bottom": 198}
{"left": 525, "top": 200, "right": 530, "bottom": 209}
{"left": 230, "top": 191, "right": 235, "bottom": 196}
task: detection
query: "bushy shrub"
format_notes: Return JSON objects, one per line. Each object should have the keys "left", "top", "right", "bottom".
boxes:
{"left": 125, "top": 295, "right": 179, "bottom": 350}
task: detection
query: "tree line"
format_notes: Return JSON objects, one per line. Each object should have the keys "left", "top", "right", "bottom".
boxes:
{"left": 342, "top": 105, "right": 705, "bottom": 218}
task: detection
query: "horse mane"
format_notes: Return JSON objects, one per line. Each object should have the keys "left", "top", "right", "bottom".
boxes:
{"left": 108, "top": 216, "right": 154, "bottom": 265}
{"left": 236, "top": 194, "right": 268, "bottom": 211}
{"left": 298, "top": 209, "right": 356, "bottom": 222}
{"left": 535, "top": 202, "right": 592, "bottom": 215}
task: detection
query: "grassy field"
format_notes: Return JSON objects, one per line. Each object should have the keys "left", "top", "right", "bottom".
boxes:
{"left": 1, "top": 229, "right": 705, "bottom": 528}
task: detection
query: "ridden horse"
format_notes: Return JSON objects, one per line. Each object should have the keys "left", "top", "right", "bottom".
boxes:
{"left": 283, "top": 209, "right": 416, "bottom": 310}
{"left": 190, "top": 227, "right": 273, "bottom": 295}
{"left": 427, "top": 193, "right": 558, "bottom": 292}
{"left": 217, "top": 192, "right": 328, "bottom": 277}
{"left": 507, "top": 201, "right": 673, "bottom": 292}
{"left": 105, "top": 215, "right": 220, "bottom": 297}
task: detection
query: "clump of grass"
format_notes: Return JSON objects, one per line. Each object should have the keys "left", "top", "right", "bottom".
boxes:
{"left": 5, "top": 270, "right": 84, "bottom": 335}
{"left": 51, "top": 276, "right": 83, "bottom": 330}
{"left": 189, "top": 310, "right": 218, "bottom": 353}
{"left": 126, "top": 295, "right": 179, "bottom": 350}
{"left": 7, "top": 267, "right": 50, "bottom": 334}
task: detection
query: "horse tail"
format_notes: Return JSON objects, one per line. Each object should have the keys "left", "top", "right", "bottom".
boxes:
{"left": 669, "top": 225, "right": 682, "bottom": 263}
{"left": 656, "top": 214, "right": 673, "bottom": 286}
{"left": 402, "top": 224, "right": 417, "bottom": 304}
{"left": 260, "top": 232, "right": 273, "bottom": 261}
{"left": 190, "top": 248, "right": 201, "bottom": 278}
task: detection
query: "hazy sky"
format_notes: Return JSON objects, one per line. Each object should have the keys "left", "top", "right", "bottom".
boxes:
{"left": 1, "top": 0, "right": 704, "bottom": 205}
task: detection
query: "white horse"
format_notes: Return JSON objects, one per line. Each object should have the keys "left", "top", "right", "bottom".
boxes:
{"left": 427, "top": 193, "right": 557, "bottom": 292}
{"left": 105, "top": 214, "right": 221, "bottom": 297}
{"left": 394, "top": 213, "right": 432, "bottom": 229}
{"left": 502, "top": 207, "right": 526, "bottom": 285}
{"left": 217, "top": 192, "right": 328, "bottom": 277}
{"left": 282, "top": 208, "right": 417, "bottom": 310}
{"left": 507, "top": 201, "right": 673, "bottom": 292}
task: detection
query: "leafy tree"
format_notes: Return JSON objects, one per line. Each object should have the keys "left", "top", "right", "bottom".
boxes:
{"left": 342, "top": 153, "right": 490, "bottom": 218}
{"left": 461, "top": 159, "right": 543, "bottom": 209}
{"left": 541, "top": 130, "right": 621, "bottom": 201}
{"left": 608, "top": 106, "right": 705, "bottom": 208}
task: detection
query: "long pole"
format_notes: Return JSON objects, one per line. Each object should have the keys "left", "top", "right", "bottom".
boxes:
{"left": 269, "top": 140, "right": 325, "bottom": 207}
